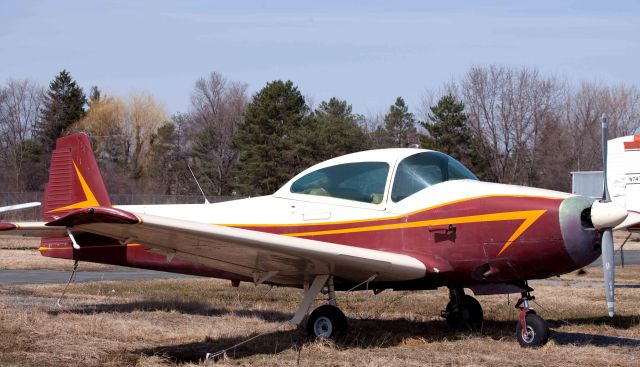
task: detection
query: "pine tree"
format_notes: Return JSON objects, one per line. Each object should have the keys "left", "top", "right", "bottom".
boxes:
{"left": 420, "top": 94, "right": 489, "bottom": 178}
{"left": 88, "top": 85, "right": 101, "bottom": 107}
{"left": 383, "top": 97, "right": 418, "bottom": 147}
{"left": 303, "top": 97, "right": 371, "bottom": 163}
{"left": 232, "top": 80, "right": 308, "bottom": 195}
{"left": 420, "top": 94, "right": 471, "bottom": 159}
{"left": 190, "top": 123, "right": 222, "bottom": 194}
{"left": 37, "top": 70, "right": 87, "bottom": 152}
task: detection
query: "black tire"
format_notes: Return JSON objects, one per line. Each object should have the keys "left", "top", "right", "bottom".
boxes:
{"left": 306, "top": 304, "right": 348, "bottom": 340}
{"left": 445, "top": 295, "right": 483, "bottom": 332}
{"left": 516, "top": 313, "right": 549, "bottom": 348}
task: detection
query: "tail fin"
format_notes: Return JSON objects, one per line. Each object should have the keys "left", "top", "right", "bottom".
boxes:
{"left": 42, "top": 133, "right": 111, "bottom": 222}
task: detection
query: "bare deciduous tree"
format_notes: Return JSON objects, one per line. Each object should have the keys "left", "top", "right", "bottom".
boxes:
{"left": 567, "top": 82, "right": 640, "bottom": 171}
{"left": 0, "top": 79, "right": 44, "bottom": 190}
{"left": 461, "top": 65, "right": 564, "bottom": 186}
{"left": 124, "top": 92, "right": 168, "bottom": 175}
{"left": 189, "top": 72, "right": 248, "bottom": 195}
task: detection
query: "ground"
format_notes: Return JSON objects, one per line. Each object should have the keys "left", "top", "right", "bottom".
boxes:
{"left": 0, "top": 237, "right": 639, "bottom": 367}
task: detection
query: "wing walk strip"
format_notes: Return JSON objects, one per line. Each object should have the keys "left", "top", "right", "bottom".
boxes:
{"left": 283, "top": 210, "right": 547, "bottom": 255}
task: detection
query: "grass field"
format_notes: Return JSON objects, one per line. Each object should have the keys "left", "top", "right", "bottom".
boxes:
{"left": 1, "top": 236, "right": 640, "bottom": 366}
{"left": 1, "top": 269, "right": 639, "bottom": 366}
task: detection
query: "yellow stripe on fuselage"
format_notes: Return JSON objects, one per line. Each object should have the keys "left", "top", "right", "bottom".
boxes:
{"left": 285, "top": 210, "right": 547, "bottom": 255}
{"left": 38, "top": 243, "right": 142, "bottom": 252}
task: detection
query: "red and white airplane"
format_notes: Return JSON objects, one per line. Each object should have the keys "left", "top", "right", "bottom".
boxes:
{"left": 0, "top": 118, "right": 632, "bottom": 348}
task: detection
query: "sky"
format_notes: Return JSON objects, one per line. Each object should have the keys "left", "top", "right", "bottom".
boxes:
{"left": 1, "top": 0, "right": 639, "bottom": 116}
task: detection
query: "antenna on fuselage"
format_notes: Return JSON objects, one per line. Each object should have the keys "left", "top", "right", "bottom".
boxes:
{"left": 187, "top": 163, "right": 210, "bottom": 204}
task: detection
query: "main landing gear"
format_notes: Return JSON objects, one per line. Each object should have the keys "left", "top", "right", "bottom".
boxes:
{"left": 515, "top": 290, "right": 549, "bottom": 348}
{"left": 290, "top": 275, "right": 349, "bottom": 341}
{"left": 307, "top": 304, "right": 348, "bottom": 340}
{"left": 442, "top": 288, "right": 483, "bottom": 332}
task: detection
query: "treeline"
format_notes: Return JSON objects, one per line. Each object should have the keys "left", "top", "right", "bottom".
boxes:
{"left": 1, "top": 66, "right": 639, "bottom": 197}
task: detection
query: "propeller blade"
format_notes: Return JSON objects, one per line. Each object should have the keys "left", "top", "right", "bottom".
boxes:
{"left": 599, "top": 114, "right": 615, "bottom": 317}
{"left": 601, "top": 229, "right": 615, "bottom": 317}
{"left": 601, "top": 114, "right": 610, "bottom": 202}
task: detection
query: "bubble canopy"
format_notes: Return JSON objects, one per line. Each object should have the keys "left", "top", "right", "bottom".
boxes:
{"left": 390, "top": 151, "right": 478, "bottom": 202}
{"left": 288, "top": 150, "right": 477, "bottom": 205}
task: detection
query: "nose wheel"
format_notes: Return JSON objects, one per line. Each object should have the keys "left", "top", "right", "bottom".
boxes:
{"left": 442, "top": 288, "right": 483, "bottom": 332}
{"left": 515, "top": 290, "right": 549, "bottom": 347}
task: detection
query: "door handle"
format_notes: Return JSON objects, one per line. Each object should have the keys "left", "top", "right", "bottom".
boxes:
{"left": 428, "top": 224, "right": 456, "bottom": 233}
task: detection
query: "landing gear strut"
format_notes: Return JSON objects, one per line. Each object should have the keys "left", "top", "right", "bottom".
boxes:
{"left": 290, "top": 275, "right": 349, "bottom": 341}
{"left": 307, "top": 276, "right": 348, "bottom": 340}
{"left": 442, "top": 288, "right": 483, "bottom": 332}
{"left": 515, "top": 289, "right": 549, "bottom": 348}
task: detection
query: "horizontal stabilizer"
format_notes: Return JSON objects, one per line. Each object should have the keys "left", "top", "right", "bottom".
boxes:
{"left": 46, "top": 207, "right": 140, "bottom": 227}
{"left": 0, "top": 221, "right": 66, "bottom": 238}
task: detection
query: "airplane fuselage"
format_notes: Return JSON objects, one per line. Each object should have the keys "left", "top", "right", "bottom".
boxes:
{"left": 40, "top": 178, "right": 602, "bottom": 291}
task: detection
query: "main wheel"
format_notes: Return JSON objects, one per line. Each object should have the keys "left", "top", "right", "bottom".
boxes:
{"left": 516, "top": 313, "right": 549, "bottom": 348}
{"left": 306, "top": 304, "right": 348, "bottom": 340}
{"left": 445, "top": 295, "right": 483, "bottom": 332}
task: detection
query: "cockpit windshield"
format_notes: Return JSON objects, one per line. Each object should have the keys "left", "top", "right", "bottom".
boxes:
{"left": 391, "top": 151, "right": 478, "bottom": 202}
{"left": 290, "top": 162, "right": 389, "bottom": 204}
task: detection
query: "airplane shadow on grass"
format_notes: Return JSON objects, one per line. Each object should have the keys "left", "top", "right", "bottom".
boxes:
{"left": 47, "top": 300, "right": 291, "bottom": 322}
{"left": 48, "top": 301, "right": 640, "bottom": 364}
{"left": 136, "top": 316, "right": 640, "bottom": 364}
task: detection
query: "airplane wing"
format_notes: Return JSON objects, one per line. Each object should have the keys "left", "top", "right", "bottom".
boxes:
{"left": 0, "top": 222, "right": 66, "bottom": 237}
{"left": 1, "top": 207, "right": 427, "bottom": 286}
{"left": 0, "top": 202, "right": 40, "bottom": 214}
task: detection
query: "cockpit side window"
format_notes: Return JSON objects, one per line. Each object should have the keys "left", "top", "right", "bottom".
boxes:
{"left": 291, "top": 162, "right": 389, "bottom": 204}
{"left": 391, "top": 151, "right": 477, "bottom": 202}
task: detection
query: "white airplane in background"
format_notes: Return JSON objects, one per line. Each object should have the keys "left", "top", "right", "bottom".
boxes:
{"left": 0, "top": 117, "right": 635, "bottom": 350}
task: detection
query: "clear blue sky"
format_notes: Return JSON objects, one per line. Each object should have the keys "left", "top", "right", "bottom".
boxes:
{"left": 1, "top": 1, "right": 638, "bottom": 116}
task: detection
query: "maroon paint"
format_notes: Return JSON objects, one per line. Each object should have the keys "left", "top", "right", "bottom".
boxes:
{"left": 40, "top": 195, "right": 583, "bottom": 288}
{"left": 47, "top": 206, "right": 140, "bottom": 227}
{"left": 0, "top": 223, "right": 17, "bottom": 231}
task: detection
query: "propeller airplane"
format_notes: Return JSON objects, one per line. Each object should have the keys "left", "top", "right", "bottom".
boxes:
{"left": 0, "top": 116, "right": 633, "bottom": 348}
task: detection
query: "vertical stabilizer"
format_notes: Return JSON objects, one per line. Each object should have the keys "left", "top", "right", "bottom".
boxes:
{"left": 42, "top": 133, "right": 111, "bottom": 222}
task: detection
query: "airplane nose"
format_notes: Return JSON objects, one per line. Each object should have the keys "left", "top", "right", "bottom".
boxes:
{"left": 559, "top": 196, "right": 602, "bottom": 268}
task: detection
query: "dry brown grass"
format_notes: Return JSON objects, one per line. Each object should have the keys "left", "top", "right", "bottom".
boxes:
{"left": 559, "top": 264, "right": 640, "bottom": 283}
{"left": 0, "top": 236, "right": 40, "bottom": 249}
{"left": 615, "top": 231, "right": 640, "bottom": 250}
{"left": 0, "top": 249, "right": 117, "bottom": 271}
{"left": 1, "top": 235, "right": 639, "bottom": 366}
{"left": 0, "top": 237, "right": 116, "bottom": 271}
{"left": 1, "top": 269, "right": 639, "bottom": 367}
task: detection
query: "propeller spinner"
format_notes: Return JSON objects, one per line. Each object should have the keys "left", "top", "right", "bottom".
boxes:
{"left": 589, "top": 114, "right": 627, "bottom": 317}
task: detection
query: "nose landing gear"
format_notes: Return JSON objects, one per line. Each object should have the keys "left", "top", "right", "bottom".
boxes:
{"left": 515, "top": 290, "right": 549, "bottom": 347}
{"left": 442, "top": 285, "right": 550, "bottom": 348}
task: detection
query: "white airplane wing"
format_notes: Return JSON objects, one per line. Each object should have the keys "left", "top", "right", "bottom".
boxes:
{"left": 0, "top": 202, "right": 40, "bottom": 214}
{"left": 1, "top": 207, "right": 427, "bottom": 285}
{"left": 0, "top": 221, "right": 66, "bottom": 237}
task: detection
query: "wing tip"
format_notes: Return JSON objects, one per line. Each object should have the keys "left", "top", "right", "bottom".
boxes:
{"left": 0, "top": 223, "right": 17, "bottom": 231}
